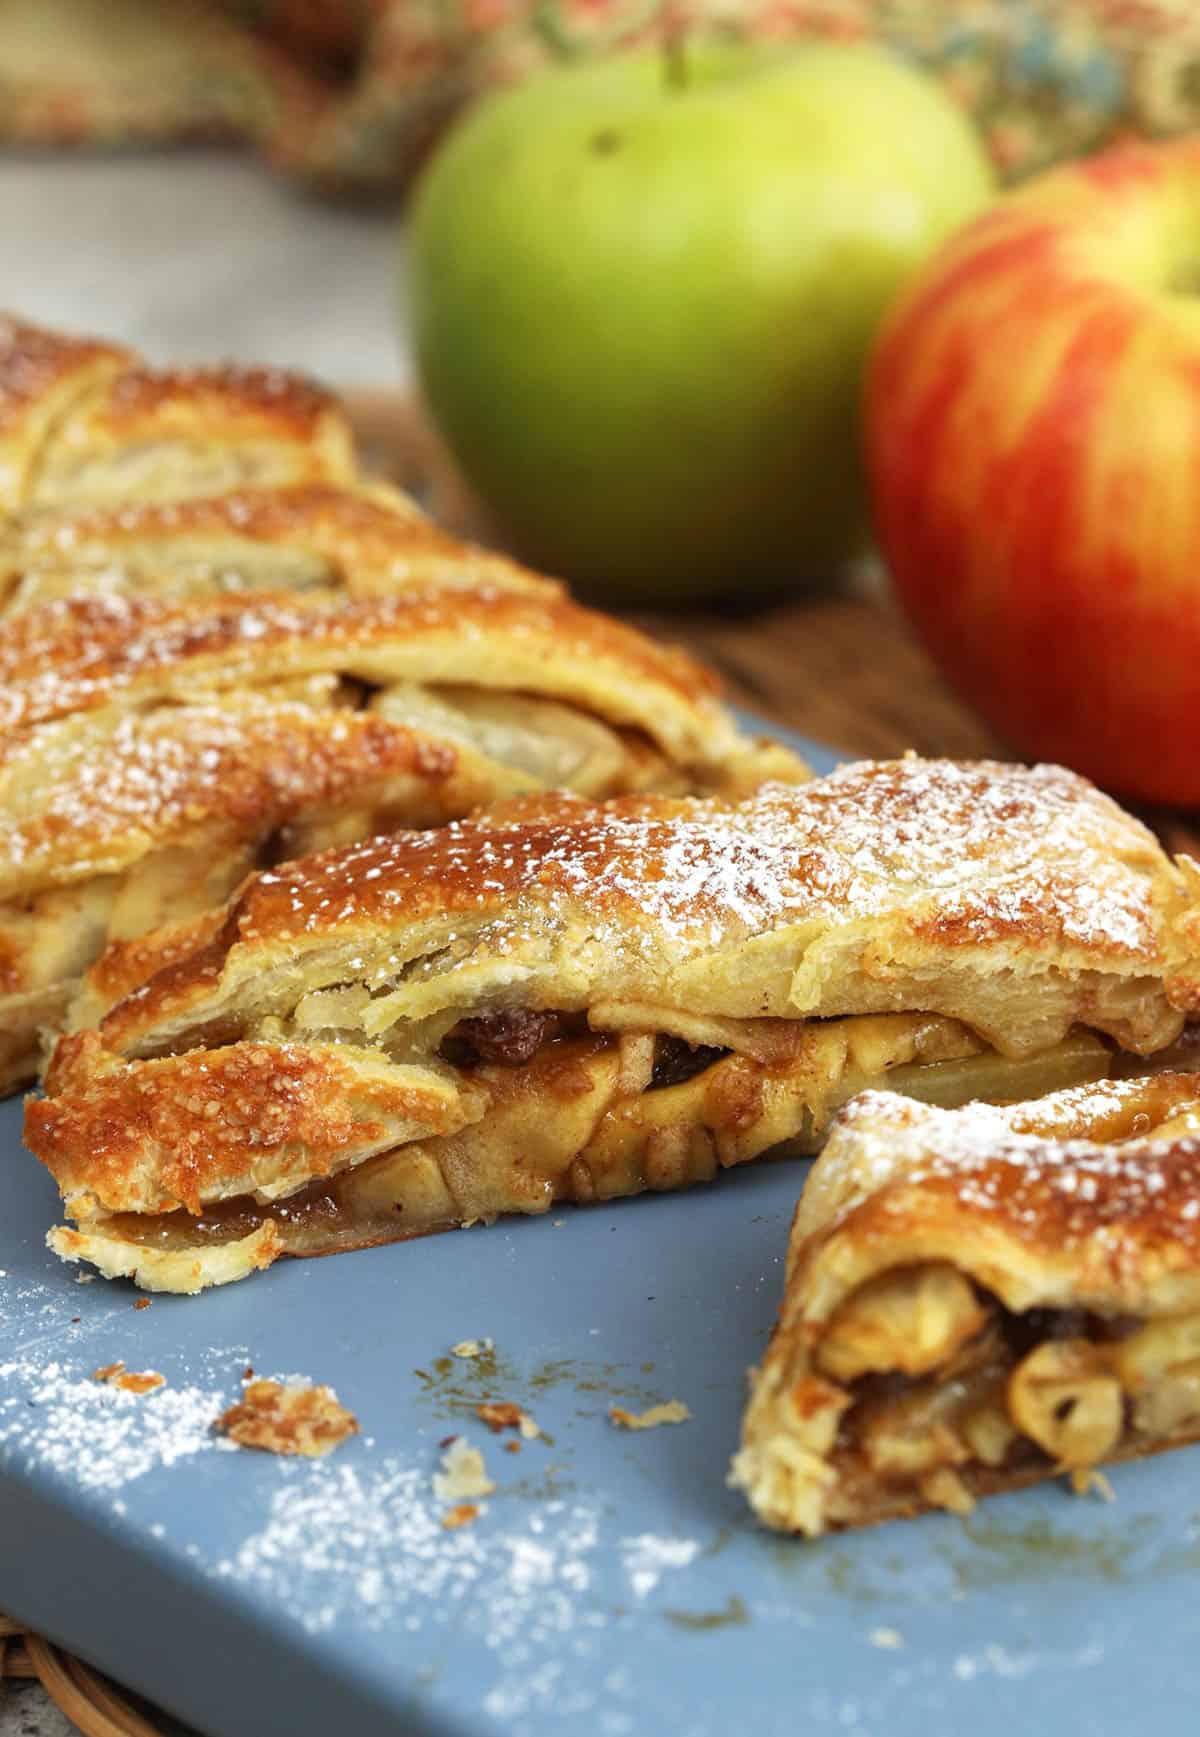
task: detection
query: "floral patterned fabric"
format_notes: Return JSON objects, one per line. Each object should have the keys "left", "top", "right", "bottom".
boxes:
{"left": 3, "top": 1, "right": 1200, "bottom": 195}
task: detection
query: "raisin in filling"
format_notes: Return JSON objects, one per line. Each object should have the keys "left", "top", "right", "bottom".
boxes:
{"left": 441, "top": 1009, "right": 567, "bottom": 1069}
{"left": 649, "top": 1035, "right": 727, "bottom": 1090}
{"left": 438, "top": 1014, "right": 730, "bottom": 1083}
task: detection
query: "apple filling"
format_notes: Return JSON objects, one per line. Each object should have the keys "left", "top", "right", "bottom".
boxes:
{"left": 64, "top": 1013, "right": 1121, "bottom": 1288}
{"left": 803, "top": 1266, "right": 1200, "bottom": 1527}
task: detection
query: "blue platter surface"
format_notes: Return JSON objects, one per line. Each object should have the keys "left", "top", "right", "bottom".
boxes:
{"left": 3, "top": 728, "right": 1200, "bottom": 1737}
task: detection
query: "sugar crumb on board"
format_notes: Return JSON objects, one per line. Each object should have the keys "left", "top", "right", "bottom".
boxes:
{"left": 216, "top": 1378, "right": 359, "bottom": 1458}
{"left": 869, "top": 1627, "right": 905, "bottom": 1650}
{"left": 433, "top": 1436, "right": 495, "bottom": 1502}
{"left": 477, "top": 1400, "right": 542, "bottom": 1440}
{"left": 609, "top": 1400, "right": 691, "bottom": 1431}
{"left": 441, "top": 1502, "right": 481, "bottom": 1532}
{"left": 450, "top": 1337, "right": 494, "bottom": 1360}
{"left": 1070, "top": 1467, "right": 1116, "bottom": 1501}
{"left": 93, "top": 1361, "right": 165, "bottom": 1395}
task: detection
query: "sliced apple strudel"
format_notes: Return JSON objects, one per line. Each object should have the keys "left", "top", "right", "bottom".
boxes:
{"left": 26, "top": 757, "right": 1200, "bottom": 1292}
{"left": 0, "top": 583, "right": 794, "bottom": 1092}
{"left": 0, "top": 319, "right": 801, "bottom": 1088}
{"left": 731, "top": 1071, "right": 1200, "bottom": 1533}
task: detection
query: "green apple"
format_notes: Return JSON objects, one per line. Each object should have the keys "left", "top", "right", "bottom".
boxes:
{"left": 407, "top": 42, "right": 992, "bottom": 601}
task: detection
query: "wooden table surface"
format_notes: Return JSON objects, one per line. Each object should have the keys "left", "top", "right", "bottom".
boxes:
{"left": 632, "top": 588, "right": 1003, "bottom": 762}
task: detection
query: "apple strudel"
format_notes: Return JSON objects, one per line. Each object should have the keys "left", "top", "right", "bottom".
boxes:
{"left": 731, "top": 1071, "right": 1200, "bottom": 1533}
{"left": 0, "top": 319, "right": 802, "bottom": 1088}
{"left": 0, "top": 585, "right": 790, "bottom": 1092}
{"left": 27, "top": 757, "right": 1200, "bottom": 1292}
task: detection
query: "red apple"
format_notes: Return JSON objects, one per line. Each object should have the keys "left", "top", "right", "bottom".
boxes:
{"left": 866, "top": 138, "right": 1200, "bottom": 806}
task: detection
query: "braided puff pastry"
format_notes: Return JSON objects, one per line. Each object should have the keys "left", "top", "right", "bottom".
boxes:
{"left": 0, "top": 318, "right": 802, "bottom": 1088}
{"left": 27, "top": 758, "right": 1200, "bottom": 1292}
{"left": 0, "top": 585, "right": 786, "bottom": 1092}
{"left": 731, "top": 1072, "right": 1200, "bottom": 1534}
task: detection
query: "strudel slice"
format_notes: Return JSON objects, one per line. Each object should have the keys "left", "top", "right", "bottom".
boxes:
{"left": 26, "top": 758, "right": 1200, "bottom": 1292}
{"left": 732, "top": 1072, "right": 1200, "bottom": 1532}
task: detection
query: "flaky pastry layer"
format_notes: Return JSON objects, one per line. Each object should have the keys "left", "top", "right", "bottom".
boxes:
{"left": 0, "top": 483, "right": 557, "bottom": 613}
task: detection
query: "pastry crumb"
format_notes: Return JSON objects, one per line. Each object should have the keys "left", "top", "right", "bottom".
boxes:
{"left": 216, "top": 1378, "right": 358, "bottom": 1457}
{"left": 133, "top": 1298, "right": 151, "bottom": 1311}
{"left": 476, "top": 1400, "right": 541, "bottom": 1439}
{"left": 920, "top": 1466, "right": 975, "bottom": 1516}
{"left": 609, "top": 1400, "right": 691, "bottom": 1431}
{"left": 433, "top": 1437, "right": 495, "bottom": 1502}
{"left": 74, "top": 1273, "right": 95, "bottom": 1285}
{"left": 1070, "top": 1467, "right": 1116, "bottom": 1502}
{"left": 451, "top": 1337, "right": 494, "bottom": 1359}
{"left": 92, "top": 1361, "right": 165, "bottom": 1395}
{"left": 441, "top": 1502, "right": 481, "bottom": 1531}
{"left": 505, "top": 1441, "right": 521, "bottom": 1455}
{"left": 118, "top": 1371, "right": 165, "bottom": 1395}
{"left": 869, "top": 1628, "right": 905, "bottom": 1651}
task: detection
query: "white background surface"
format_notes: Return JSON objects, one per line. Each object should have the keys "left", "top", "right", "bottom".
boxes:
{"left": 1, "top": 144, "right": 413, "bottom": 1737}
{"left": 0, "top": 150, "right": 412, "bottom": 381}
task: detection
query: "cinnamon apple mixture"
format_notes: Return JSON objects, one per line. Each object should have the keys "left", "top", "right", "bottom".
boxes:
{"left": 811, "top": 1266, "right": 1200, "bottom": 1521}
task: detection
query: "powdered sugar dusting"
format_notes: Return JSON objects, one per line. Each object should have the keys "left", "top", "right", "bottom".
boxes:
{"left": 821, "top": 1076, "right": 1200, "bottom": 1257}
{"left": 622, "top": 1533, "right": 702, "bottom": 1599}
{"left": 214, "top": 1455, "right": 702, "bottom": 1724}
{"left": 233, "top": 758, "right": 1169, "bottom": 966}
{"left": 0, "top": 578, "right": 699, "bottom": 736}
{"left": 0, "top": 693, "right": 453, "bottom": 886}
{"left": 0, "top": 1354, "right": 230, "bottom": 1489}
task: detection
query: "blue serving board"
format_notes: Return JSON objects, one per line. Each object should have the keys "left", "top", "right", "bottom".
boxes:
{"left": 3, "top": 730, "right": 1200, "bottom": 1737}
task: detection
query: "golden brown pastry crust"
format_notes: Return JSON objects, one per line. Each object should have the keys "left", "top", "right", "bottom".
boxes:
{"left": 732, "top": 1072, "right": 1200, "bottom": 1535}
{"left": 28, "top": 362, "right": 357, "bottom": 507}
{"left": 0, "top": 319, "right": 801, "bottom": 1088}
{"left": 0, "top": 583, "right": 764, "bottom": 1087}
{"left": 0, "top": 317, "right": 354, "bottom": 510}
{"left": 36, "top": 1031, "right": 482, "bottom": 1220}
{"left": 26, "top": 758, "right": 1200, "bottom": 1290}
{"left": 0, "top": 586, "right": 725, "bottom": 753}
{"left": 0, "top": 483, "right": 559, "bottom": 611}
{"left": 84, "top": 758, "right": 1200, "bottom": 1060}
{"left": 0, "top": 316, "right": 132, "bottom": 511}
{"left": 0, "top": 698, "right": 487, "bottom": 898}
